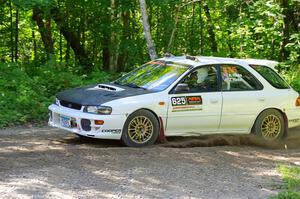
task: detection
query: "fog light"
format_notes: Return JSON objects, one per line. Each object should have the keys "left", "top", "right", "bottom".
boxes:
{"left": 95, "top": 120, "right": 104, "bottom": 125}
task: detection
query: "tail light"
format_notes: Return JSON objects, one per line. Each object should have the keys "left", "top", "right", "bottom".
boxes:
{"left": 296, "top": 96, "right": 300, "bottom": 107}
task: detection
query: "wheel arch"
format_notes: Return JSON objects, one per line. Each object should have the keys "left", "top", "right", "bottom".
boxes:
{"left": 128, "top": 108, "right": 160, "bottom": 124}
{"left": 251, "top": 107, "right": 288, "bottom": 137}
{"left": 124, "top": 107, "right": 161, "bottom": 132}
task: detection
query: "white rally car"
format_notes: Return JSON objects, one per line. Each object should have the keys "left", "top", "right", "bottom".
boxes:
{"left": 49, "top": 56, "right": 300, "bottom": 147}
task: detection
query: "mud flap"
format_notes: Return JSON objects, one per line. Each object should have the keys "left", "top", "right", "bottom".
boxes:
{"left": 158, "top": 117, "right": 167, "bottom": 143}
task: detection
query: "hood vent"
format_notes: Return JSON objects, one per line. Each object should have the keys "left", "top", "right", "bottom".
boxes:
{"left": 96, "top": 84, "right": 124, "bottom": 92}
{"left": 98, "top": 84, "right": 116, "bottom": 91}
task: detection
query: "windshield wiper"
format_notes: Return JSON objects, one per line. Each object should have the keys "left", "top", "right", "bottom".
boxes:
{"left": 124, "top": 83, "right": 147, "bottom": 90}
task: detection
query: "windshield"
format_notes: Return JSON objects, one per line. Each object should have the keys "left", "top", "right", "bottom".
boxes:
{"left": 114, "top": 60, "right": 190, "bottom": 91}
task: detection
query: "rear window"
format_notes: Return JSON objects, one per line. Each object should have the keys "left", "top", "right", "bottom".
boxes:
{"left": 250, "top": 65, "right": 290, "bottom": 89}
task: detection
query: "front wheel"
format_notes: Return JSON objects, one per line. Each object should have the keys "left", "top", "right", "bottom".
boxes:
{"left": 253, "top": 109, "right": 285, "bottom": 141}
{"left": 121, "top": 110, "right": 159, "bottom": 147}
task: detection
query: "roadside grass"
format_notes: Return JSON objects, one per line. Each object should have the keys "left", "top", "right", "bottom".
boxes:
{"left": 271, "top": 165, "right": 300, "bottom": 199}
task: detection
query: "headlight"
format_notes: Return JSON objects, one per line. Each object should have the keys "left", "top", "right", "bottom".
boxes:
{"left": 85, "top": 106, "right": 112, "bottom": 115}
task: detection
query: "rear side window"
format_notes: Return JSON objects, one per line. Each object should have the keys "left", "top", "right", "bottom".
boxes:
{"left": 221, "top": 65, "right": 263, "bottom": 91}
{"left": 250, "top": 65, "right": 290, "bottom": 89}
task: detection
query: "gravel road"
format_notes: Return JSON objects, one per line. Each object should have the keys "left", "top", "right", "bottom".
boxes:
{"left": 0, "top": 126, "right": 299, "bottom": 199}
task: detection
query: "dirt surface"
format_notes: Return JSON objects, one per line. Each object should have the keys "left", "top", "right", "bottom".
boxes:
{"left": 0, "top": 127, "right": 300, "bottom": 199}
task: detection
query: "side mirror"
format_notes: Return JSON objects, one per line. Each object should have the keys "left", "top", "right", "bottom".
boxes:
{"left": 174, "top": 83, "right": 190, "bottom": 93}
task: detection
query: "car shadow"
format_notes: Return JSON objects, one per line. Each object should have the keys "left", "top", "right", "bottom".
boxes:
{"left": 54, "top": 127, "right": 300, "bottom": 149}
{"left": 51, "top": 134, "right": 122, "bottom": 148}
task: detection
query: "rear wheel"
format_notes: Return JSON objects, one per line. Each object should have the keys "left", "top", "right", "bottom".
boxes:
{"left": 253, "top": 109, "right": 285, "bottom": 141}
{"left": 121, "top": 110, "right": 159, "bottom": 147}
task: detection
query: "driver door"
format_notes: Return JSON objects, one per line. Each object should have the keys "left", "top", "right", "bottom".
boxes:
{"left": 166, "top": 65, "right": 222, "bottom": 135}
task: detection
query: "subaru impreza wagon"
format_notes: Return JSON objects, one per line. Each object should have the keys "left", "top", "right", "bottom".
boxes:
{"left": 48, "top": 56, "right": 300, "bottom": 147}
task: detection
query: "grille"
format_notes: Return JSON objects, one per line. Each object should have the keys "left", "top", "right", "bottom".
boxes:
{"left": 60, "top": 100, "right": 82, "bottom": 110}
{"left": 81, "top": 119, "right": 91, "bottom": 131}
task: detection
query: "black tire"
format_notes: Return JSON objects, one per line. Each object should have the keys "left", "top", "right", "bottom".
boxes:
{"left": 121, "top": 110, "right": 159, "bottom": 147}
{"left": 253, "top": 109, "right": 285, "bottom": 141}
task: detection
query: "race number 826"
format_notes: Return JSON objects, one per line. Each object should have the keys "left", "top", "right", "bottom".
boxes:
{"left": 171, "top": 97, "right": 187, "bottom": 106}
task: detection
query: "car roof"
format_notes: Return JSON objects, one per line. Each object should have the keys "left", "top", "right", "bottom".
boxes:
{"left": 160, "top": 56, "right": 278, "bottom": 69}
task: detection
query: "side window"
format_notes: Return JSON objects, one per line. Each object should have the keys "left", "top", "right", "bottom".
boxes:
{"left": 221, "top": 65, "right": 262, "bottom": 91}
{"left": 180, "top": 65, "right": 218, "bottom": 93}
{"left": 250, "top": 65, "right": 290, "bottom": 89}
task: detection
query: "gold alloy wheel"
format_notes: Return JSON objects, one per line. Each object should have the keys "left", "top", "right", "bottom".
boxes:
{"left": 128, "top": 116, "right": 154, "bottom": 144}
{"left": 261, "top": 114, "right": 281, "bottom": 140}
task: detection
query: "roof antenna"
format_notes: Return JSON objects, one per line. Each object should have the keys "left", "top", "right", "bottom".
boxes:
{"left": 164, "top": 52, "right": 174, "bottom": 58}
{"left": 186, "top": 55, "right": 200, "bottom": 62}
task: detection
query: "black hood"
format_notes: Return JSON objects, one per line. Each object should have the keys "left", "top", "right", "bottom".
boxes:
{"left": 56, "top": 83, "right": 152, "bottom": 106}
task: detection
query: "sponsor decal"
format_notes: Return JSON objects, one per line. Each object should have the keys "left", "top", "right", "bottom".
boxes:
{"left": 222, "top": 66, "right": 243, "bottom": 82}
{"left": 289, "top": 119, "right": 300, "bottom": 123}
{"left": 172, "top": 108, "right": 202, "bottom": 112}
{"left": 171, "top": 96, "right": 202, "bottom": 112}
{"left": 171, "top": 96, "right": 202, "bottom": 106}
{"left": 186, "top": 96, "right": 202, "bottom": 105}
{"left": 102, "top": 129, "right": 122, "bottom": 134}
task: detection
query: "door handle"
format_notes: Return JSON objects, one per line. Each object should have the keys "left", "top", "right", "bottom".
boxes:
{"left": 258, "top": 98, "right": 265, "bottom": 102}
{"left": 210, "top": 98, "right": 219, "bottom": 103}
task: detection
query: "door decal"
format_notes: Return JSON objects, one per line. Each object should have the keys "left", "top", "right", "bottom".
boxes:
{"left": 171, "top": 96, "right": 202, "bottom": 112}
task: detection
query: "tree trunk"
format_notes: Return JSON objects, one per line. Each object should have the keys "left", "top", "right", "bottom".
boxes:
{"left": 117, "top": 11, "right": 130, "bottom": 72}
{"left": 199, "top": 1, "right": 203, "bottom": 54}
{"left": 59, "top": 32, "right": 63, "bottom": 62}
{"left": 102, "top": 37, "right": 110, "bottom": 71}
{"left": 279, "top": 0, "right": 290, "bottom": 61}
{"left": 167, "top": 0, "right": 202, "bottom": 53}
{"left": 32, "top": 7, "right": 55, "bottom": 59}
{"left": 227, "top": 30, "right": 234, "bottom": 57}
{"left": 109, "top": 0, "right": 119, "bottom": 72}
{"left": 58, "top": 1, "right": 63, "bottom": 63}
{"left": 102, "top": 3, "right": 111, "bottom": 71}
{"left": 65, "top": 40, "right": 70, "bottom": 63}
{"left": 50, "top": 7, "right": 91, "bottom": 71}
{"left": 15, "top": 8, "right": 19, "bottom": 62}
{"left": 138, "top": 0, "right": 157, "bottom": 60}
{"left": 167, "top": 8, "right": 179, "bottom": 53}
{"left": 190, "top": 3, "right": 195, "bottom": 54}
{"left": 92, "top": 33, "right": 97, "bottom": 64}
{"left": 65, "top": 10, "right": 70, "bottom": 63}
{"left": 9, "top": 0, "right": 14, "bottom": 62}
{"left": 32, "top": 30, "right": 37, "bottom": 61}
{"left": 203, "top": 3, "right": 218, "bottom": 53}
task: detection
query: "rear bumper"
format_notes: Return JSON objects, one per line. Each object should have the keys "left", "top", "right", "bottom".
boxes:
{"left": 48, "top": 104, "right": 126, "bottom": 140}
{"left": 286, "top": 108, "right": 300, "bottom": 128}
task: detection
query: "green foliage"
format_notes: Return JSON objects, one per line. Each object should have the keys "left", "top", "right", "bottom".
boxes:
{"left": 291, "top": 76, "right": 300, "bottom": 94}
{"left": 0, "top": 63, "right": 116, "bottom": 127}
{"left": 13, "top": 0, "right": 55, "bottom": 10}
{"left": 271, "top": 165, "right": 300, "bottom": 199}
{"left": 0, "top": 63, "right": 48, "bottom": 127}
{"left": 272, "top": 192, "right": 300, "bottom": 199}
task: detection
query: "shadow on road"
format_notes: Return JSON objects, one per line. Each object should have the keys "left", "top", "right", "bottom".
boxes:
{"left": 53, "top": 135, "right": 122, "bottom": 147}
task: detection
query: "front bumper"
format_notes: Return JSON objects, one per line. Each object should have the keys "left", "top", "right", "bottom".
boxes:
{"left": 48, "top": 104, "right": 126, "bottom": 139}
